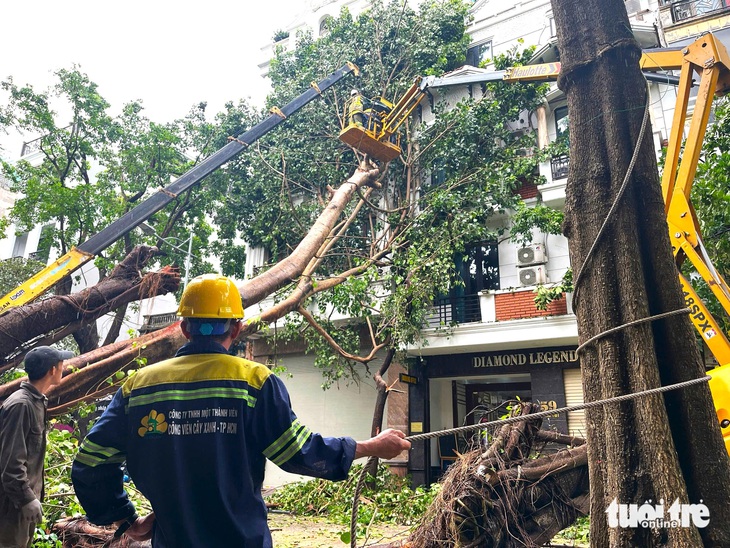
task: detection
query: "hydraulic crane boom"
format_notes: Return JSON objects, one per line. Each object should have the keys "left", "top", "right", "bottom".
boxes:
{"left": 643, "top": 33, "right": 730, "bottom": 452}
{"left": 0, "top": 62, "right": 359, "bottom": 314}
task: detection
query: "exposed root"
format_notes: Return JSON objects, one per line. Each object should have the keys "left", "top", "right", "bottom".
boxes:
{"left": 407, "top": 402, "right": 589, "bottom": 548}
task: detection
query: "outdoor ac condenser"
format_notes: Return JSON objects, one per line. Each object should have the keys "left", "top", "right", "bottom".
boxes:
{"left": 519, "top": 265, "right": 547, "bottom": 287}
{"left": 516, "top": 244, "right": 547, "bottom": 267}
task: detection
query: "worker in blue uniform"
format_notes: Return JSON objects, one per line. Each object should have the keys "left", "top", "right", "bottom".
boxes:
{"left": 71, "top": 274, "right": 410, "bottom": 547}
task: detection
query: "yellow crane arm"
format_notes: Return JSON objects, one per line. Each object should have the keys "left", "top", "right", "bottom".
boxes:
{"left": 0, "top": 248, "right": 95, "bottom": 314}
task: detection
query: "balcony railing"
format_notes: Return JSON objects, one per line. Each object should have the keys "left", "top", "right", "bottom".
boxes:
{"left": 424, "top": 294, "right": 482, "bottom": 328}
{"left": 664, "top": 0, "right": 729, "bottom": 23}
{"left": 140, "top": 312, "right": 178, "bottom": 334}
{"left": 551, "top": 154, "right": 570, "bottom": 180}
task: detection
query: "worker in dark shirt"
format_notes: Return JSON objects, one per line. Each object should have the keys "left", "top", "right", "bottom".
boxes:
{"left": 72, "top": 274, "right": 410, "bottom": 547}
{"left": 0, "top": 346, "right": 72, "bottom": 548}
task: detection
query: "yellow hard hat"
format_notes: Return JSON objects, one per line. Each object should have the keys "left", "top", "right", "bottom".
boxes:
{"left": 177, "top": 274, "right": 244, "bottom": 319}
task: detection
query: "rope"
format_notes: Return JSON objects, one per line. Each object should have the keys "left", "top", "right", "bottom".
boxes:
{"left": 576, "top": 307, "right": 690, "bottom": 354}
{"left": 349, "top": 374, "right": 711, "bottom": 547}
{"left": 406, "top": 374, "right": 709, "bottom": 442}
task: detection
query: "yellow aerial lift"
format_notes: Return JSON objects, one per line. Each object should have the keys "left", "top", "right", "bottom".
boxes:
{"left": 340, "top": 34, "right": 730, "bottom": 452}
{"left": 338, "top": 59, "right": 678, "bottom": 163}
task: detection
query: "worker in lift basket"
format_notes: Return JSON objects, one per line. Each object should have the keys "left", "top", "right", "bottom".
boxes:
{"left": 348, "top": 88, "right": 365, "bottom": 127}
{"left": 71, "top": 274, "right": 410, "bottom": 547}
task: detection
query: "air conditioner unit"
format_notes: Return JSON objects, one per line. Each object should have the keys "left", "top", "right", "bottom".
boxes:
{"left": 516, "top": 244, "right": 547, "bottom": 267}
{"left": 624, "top": 0, "right": 648, "bottom": 16}
{"left": 519, "top": 266, "right": 548, "bottom": 287}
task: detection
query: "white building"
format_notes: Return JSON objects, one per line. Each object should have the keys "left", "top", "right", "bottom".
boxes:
{"left": 250, "top": 0, "right": 729, "bottom": 486}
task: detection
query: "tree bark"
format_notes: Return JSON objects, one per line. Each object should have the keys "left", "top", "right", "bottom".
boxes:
{"left": 551, "top": 0, "right": 730, "bottom": 544}
{"left": 366, "top": 348, "right": 397, "bottom": 479}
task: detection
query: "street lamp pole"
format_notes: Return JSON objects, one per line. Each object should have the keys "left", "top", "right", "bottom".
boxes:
{"left": 184, "top": 232, "right": 193, "bottom": 289}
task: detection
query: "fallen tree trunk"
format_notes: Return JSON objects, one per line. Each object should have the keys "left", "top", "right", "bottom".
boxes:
{"left": 0, "top": 166, "right": 380, "bottom": 413}
{"left": 0, "top": 245, "right": 180, "bottom": 373}
{"left": 407, "top": 402, "right": 589, "bottom": 548}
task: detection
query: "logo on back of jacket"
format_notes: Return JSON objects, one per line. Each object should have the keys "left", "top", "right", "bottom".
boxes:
{"left": 139, "top": 410, "right": 168, "bottom": 437}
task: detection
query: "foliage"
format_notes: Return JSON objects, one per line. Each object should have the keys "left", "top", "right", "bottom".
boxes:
{"left": 267, "top": 464, "right": 440, "bottom": 536}
{"left": 41, "top": 426, "right": 84, "bottom": 526}
{"left": 0, "top": 68, "right": 252, "bottom": 310}
{"left": 34, "top": 408, "right": 151, "bottom": 546}
{"left": 268, "top": 310, "right": 365, "bottom": 390}
{"left": 534, "top": 268, "right": 573, "bottom": 311}
{"left": 273, "top": 29, "right": 290, "bottom": 42}
{"left": 554, "top": 515, "right": 590, "bottom": 545}
{"left": 0, "top": 368, "right": 25, "bottom": 384}
{"left": 384, "top": 44, "right": 551, "bottom": 345}
{"left": 510, "top": 200, "right": 563, "bottom": 246}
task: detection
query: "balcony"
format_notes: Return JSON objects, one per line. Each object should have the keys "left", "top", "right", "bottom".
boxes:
{"left": 424, "top": 289, "right": 572, "bottom": 328}
{"left": 424, "top": 295, "right": 482, "bottom": 328}
{"left": 550, "top": 154, "right": 569, "bottom": 181}
{"left": 411, "top": 288, "right": 577, "bottom": 356}
{"left": 660, "top": 0, "right": 730, "bottom": 26}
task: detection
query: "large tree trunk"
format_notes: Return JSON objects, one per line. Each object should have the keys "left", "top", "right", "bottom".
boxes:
{"left": 551, "top": 0, "right": 730, "bottom": 545}
{"left": 0, "top": 246, "right": 180, "bottom": 374}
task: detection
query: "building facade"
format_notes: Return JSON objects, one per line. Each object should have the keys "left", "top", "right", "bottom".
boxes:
{"left": 249, "top": 0, "right": 730, "bottom": 486}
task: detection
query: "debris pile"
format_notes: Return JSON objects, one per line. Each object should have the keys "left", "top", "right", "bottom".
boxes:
{"left": 407, "top": 402, "right": 589, "bottom": 548}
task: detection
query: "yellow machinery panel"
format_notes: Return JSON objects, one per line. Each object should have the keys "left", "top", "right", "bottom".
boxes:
{"left": 709, "top": 365, "right": 730, "bottom": 455}
{"left": 0, "top": 247, "right": 94, "bottom": 315}
{"left": 339, "top": 125, "right": 402, "bottom": 162}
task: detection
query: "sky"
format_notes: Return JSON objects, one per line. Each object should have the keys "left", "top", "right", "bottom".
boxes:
{"left": 0, "top": 0, "right": 303, "bottom": 157}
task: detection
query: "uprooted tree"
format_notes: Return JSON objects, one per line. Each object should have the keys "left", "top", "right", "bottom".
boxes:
{"left": 6, "top": 0, "right": 730, "bottom": 545}
{"left": 547, "top": 0, "right": 730, "bottom": 545}
{"left": 407, "top": 403, "right": 589, "bottom": 547}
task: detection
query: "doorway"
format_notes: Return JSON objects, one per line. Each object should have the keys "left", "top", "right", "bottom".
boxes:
{"left": 465, "top": 382, "right": 532, "bottom": 425}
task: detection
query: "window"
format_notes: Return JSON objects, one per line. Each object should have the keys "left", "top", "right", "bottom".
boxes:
{"left": 466, "top": 40, "right": 493, "bottom": 67}
{"left": 554, "top": 106, "right": 569, "bottom": 137}
{"left": 547, "top": 11, "right": 557, "bottom": 37}
{"left": 319, "top": 16, "right": 334, "bottom": 37}
{"left": 459, "top": 242, "right": 500, "bottom": 294}
{"left": 428, "top": 242, "right": 500, "bottom": 326}
{"left": 12, "top": 232, "right": 28, "bottom": 258}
